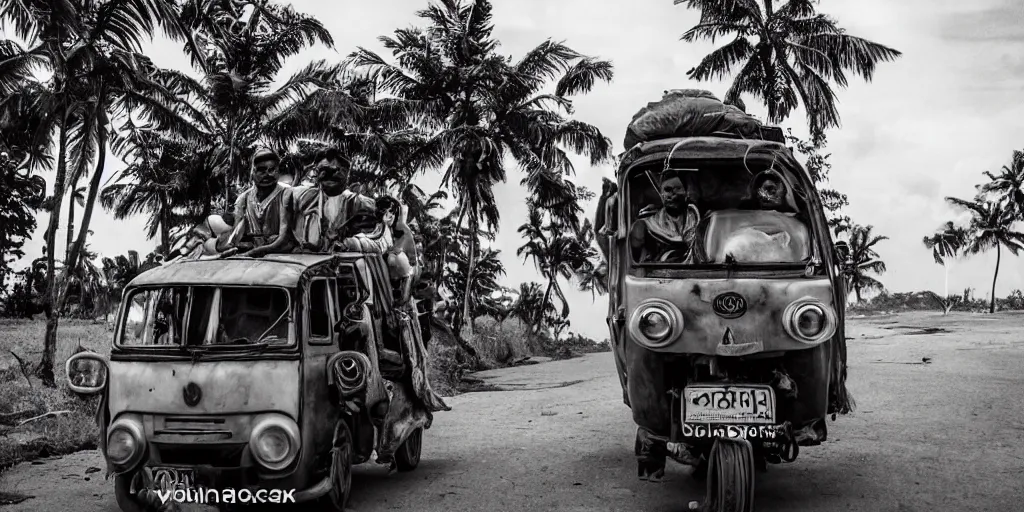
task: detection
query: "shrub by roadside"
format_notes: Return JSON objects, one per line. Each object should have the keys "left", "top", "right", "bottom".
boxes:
{"left": 0, "top": 319, "right": 110, "bottom": 473}
{"left": 423, "top": 316, "right": 610, "bottom": 396}
{"left": 849, "top": 289, "right": 1024, "bottom": 315}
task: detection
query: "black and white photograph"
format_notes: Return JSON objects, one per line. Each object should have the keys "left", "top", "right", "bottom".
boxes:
{"left": 0, "top": 0, "right": 1022, "bottom": 511}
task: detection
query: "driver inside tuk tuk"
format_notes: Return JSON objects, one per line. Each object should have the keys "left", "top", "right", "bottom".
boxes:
{"left": 629, "top": 168, "right": 702, "bottom": 263}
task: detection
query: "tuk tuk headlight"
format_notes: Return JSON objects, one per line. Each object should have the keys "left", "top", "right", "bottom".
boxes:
{"left": 628, "top": 299, "right": 683, "bottom": 349}
{"left": 249, "top": 414, "right": 300, "bottom": 471}
{"left": 784, "top": 298, "right": 837, "bottom": 345}
{"left": 106, "top": 415, "right": 145, "bottom": 471}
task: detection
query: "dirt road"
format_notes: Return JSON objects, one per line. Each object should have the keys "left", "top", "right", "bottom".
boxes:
{"left": 2, "top": 312, "right": 1023, "bottom": 511}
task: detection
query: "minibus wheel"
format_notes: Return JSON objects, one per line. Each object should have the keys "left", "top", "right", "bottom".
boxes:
{"left": 394, "top": 427, "right": 422, "bottom": 471}
{"left": 321, "top": 422, "right": 353, "bottom": 511}
{"left": 113, "top": 471, "right": 147, "bottom": 512}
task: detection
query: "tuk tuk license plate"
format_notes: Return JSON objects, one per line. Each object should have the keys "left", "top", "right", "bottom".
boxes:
{"left": 682, "top": 385, "right": 775, "bottom": 424}
{"left": 151, "top": 467, "right": 197, "bottom": 493}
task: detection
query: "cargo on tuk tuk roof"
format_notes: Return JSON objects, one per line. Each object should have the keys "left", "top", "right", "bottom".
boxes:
{"left": 128, "top": 252, "right": 364, "bottom": 288}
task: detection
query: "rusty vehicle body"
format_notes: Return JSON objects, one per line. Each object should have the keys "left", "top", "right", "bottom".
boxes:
{"left": 65, "top": 252, "right": 438, "bottom": 511}
{"left": 599, "top": 135, "right": 852, "bottom": 512}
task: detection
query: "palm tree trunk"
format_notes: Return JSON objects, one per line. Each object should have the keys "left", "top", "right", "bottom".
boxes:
{"left": 38, "top": 111, "right": 71, "bottom": 387}
{"left": 990, "top": 243, "right": 1001, "bottom": 314}
{"left": 943, "top": 264, "right": 949, "bottom": 299}
{"left": 854, "top": 284, "right": 862, "bottom": 303}
{"left": 551, "top": 279, "right": 570, "bottom": 319}
{"left": 542, "top": 278, "right": 554, "bottom": 317}
{"left": 159, "top": 195, "right": 170, "bottom": 254}
{"left": 441, "top": 202, "right": 468, "bottom": 290}
{"left": 59, "top": 112, "right": 108, "bottom": 315}
{"left": 461, "top": 217, "right": 478, "bottom": 337}
{"left": 66, "top": 194, "right": 75, "bottom": 256}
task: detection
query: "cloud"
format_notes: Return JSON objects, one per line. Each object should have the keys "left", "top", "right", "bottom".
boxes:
{"left": 934, "top": 0, "right": 1024, "bottom": 42}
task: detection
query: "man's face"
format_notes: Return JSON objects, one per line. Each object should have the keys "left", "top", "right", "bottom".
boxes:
{"left": 316, "top": 157, "right": 349, "bottom": 195}
{"left": 660, "top": 177, "right": 689, "bottom": 213}
{"left": 252, "top": 158, "right": 279, "bottom": 188}
{"left": 757, "top": 178, "right": 785, "bottom": 206}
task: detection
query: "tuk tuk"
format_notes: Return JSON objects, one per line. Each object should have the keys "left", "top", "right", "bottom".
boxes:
{"left": 65, "top": 252, "right": 448, "bottom": 511}
{"left": 597, "top": 135, "right": 852, "bottom": 512}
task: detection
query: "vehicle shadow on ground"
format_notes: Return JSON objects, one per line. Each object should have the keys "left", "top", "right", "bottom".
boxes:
{"left": 348, "top": 457, "right": 464, "bottom": 508}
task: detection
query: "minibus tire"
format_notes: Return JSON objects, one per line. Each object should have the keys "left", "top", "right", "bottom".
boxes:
{"left": 321, "top": 422, "right": 354, "bottom": 511}
{"left": 113, "top": 472, "right": 146, "bottom": 512}
{"left": 394, "top": 427, "right": 422, "bottom": 471}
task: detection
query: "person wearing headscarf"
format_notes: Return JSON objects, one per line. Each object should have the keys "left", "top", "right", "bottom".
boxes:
{"left": 737, "top": 169, "right": 798, "bottom": 213}
{"left": 629, "top": 168, "right": 702, "bottom": 263}
{"left": 219, "top": 147, "right": 295, "bottom": 257}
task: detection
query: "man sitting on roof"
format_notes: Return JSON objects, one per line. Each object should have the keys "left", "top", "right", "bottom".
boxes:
{"left": 168, "top": 148, "right": 293, "bottom": 261}
{"left": 629, "top": 168, "right": 701, "bottom": 263}
{"left": 218, "top": 147, "right": 296, "bottom": 257}
{"left": 290, "top": 148, "right": 384, "bottom": 253}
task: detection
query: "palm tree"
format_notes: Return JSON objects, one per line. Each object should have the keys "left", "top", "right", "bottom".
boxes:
{"left": 977, "top": 149, "right": 1024, "bottom": 216}
{"left": 841, "top": 224, "right": 888, "bottom": 303}
{"left": 349, "top": 0, "right": 614, "bottom": 339}
{"left": 60, "top": 241, "right": 108, "bottom": 319}
{"left": 921, "top": 221, "right": 968, "bottom": 298}
{"left": 945, "top": 195, "right": 1024, "bottom": 314}
{"left": 572, "top": 218, "right": 607, "bottom": 299}
{"left": 1, "top": 0, "right": 201, "bottom": 385}
{"left": 100, "top": 122, "right": 213, "bottom": 249}
{"left": 99, "top": 249, "right": 158, "bottom": 320}
{"left": 0, "top": 140, "right": 45, "bottom": 292}
{"left": 676, "top": 0, "right": 902, "bottom": 137}
{"left": 137, "top": 0, "right": 355, "bottom": 211}
{"left": 517, "top": 204, "right": 599, "bottom": 319}
{"left": 509, "top": 281, "right": 556, "bottom": 335}
{"left": 443, "top": 246, "right": 507, "bottom": 331}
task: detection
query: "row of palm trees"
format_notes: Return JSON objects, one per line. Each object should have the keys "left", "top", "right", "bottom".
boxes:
{"left": 1, "top": 248, "right": 160, "bottom": 320}
{"left": 1, "top": 0, "right": 617, "bottom": 384}
{"left": 923, "top": 150, "right": 1024, "bottom": 313}
{"left": 2, "top": 0, "right": 904, "bottom": 385}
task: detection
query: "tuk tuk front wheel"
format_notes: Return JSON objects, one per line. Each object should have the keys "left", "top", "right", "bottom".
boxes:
{"left": 701, "top": 438, "right": 755, "bottom": 512}
{"left": 394, "top": 427, "right": 422, "bottom": 472}
{"left": 321, "top": 423, "right": 354, "bottom": 512}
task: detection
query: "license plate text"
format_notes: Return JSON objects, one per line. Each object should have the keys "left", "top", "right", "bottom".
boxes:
{"left": 683, "top": 385, "right": 775, "bottom": 424}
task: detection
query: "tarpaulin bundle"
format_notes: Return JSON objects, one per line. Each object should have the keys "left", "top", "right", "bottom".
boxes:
{"left": 623, "top": 89, "right": 784, "bottom": 149}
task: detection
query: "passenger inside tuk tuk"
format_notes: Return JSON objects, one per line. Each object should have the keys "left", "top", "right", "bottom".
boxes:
{"left": 627, "top": 162, "right": 813, "bottom": 265}
{"left": 737, "top": 169, "right": 799, "bottom": 213}
{"left": 628, "top": 168, "right": 702, "bottom": 263}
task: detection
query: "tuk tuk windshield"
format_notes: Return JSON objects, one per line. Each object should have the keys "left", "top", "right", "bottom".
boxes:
{"left": 626, "top": 160, "right": 815, "bottom": 267}
{"left": 118, "top": 286, "right": 293, "bottom": 348}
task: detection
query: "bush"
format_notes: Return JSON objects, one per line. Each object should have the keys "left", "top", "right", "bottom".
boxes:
{"left": 849, "top": 289, "right": 1024, "bottom": 314}
{"left": 0, "top": 281, "right": 44, "bottom": 319}
{"left": 426, "top": 343, "right": 465, "bottom": 397}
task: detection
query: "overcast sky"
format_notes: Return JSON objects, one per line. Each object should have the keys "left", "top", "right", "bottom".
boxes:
{"left": 17, "top": 0, "right": 1024, "bottom": 339}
